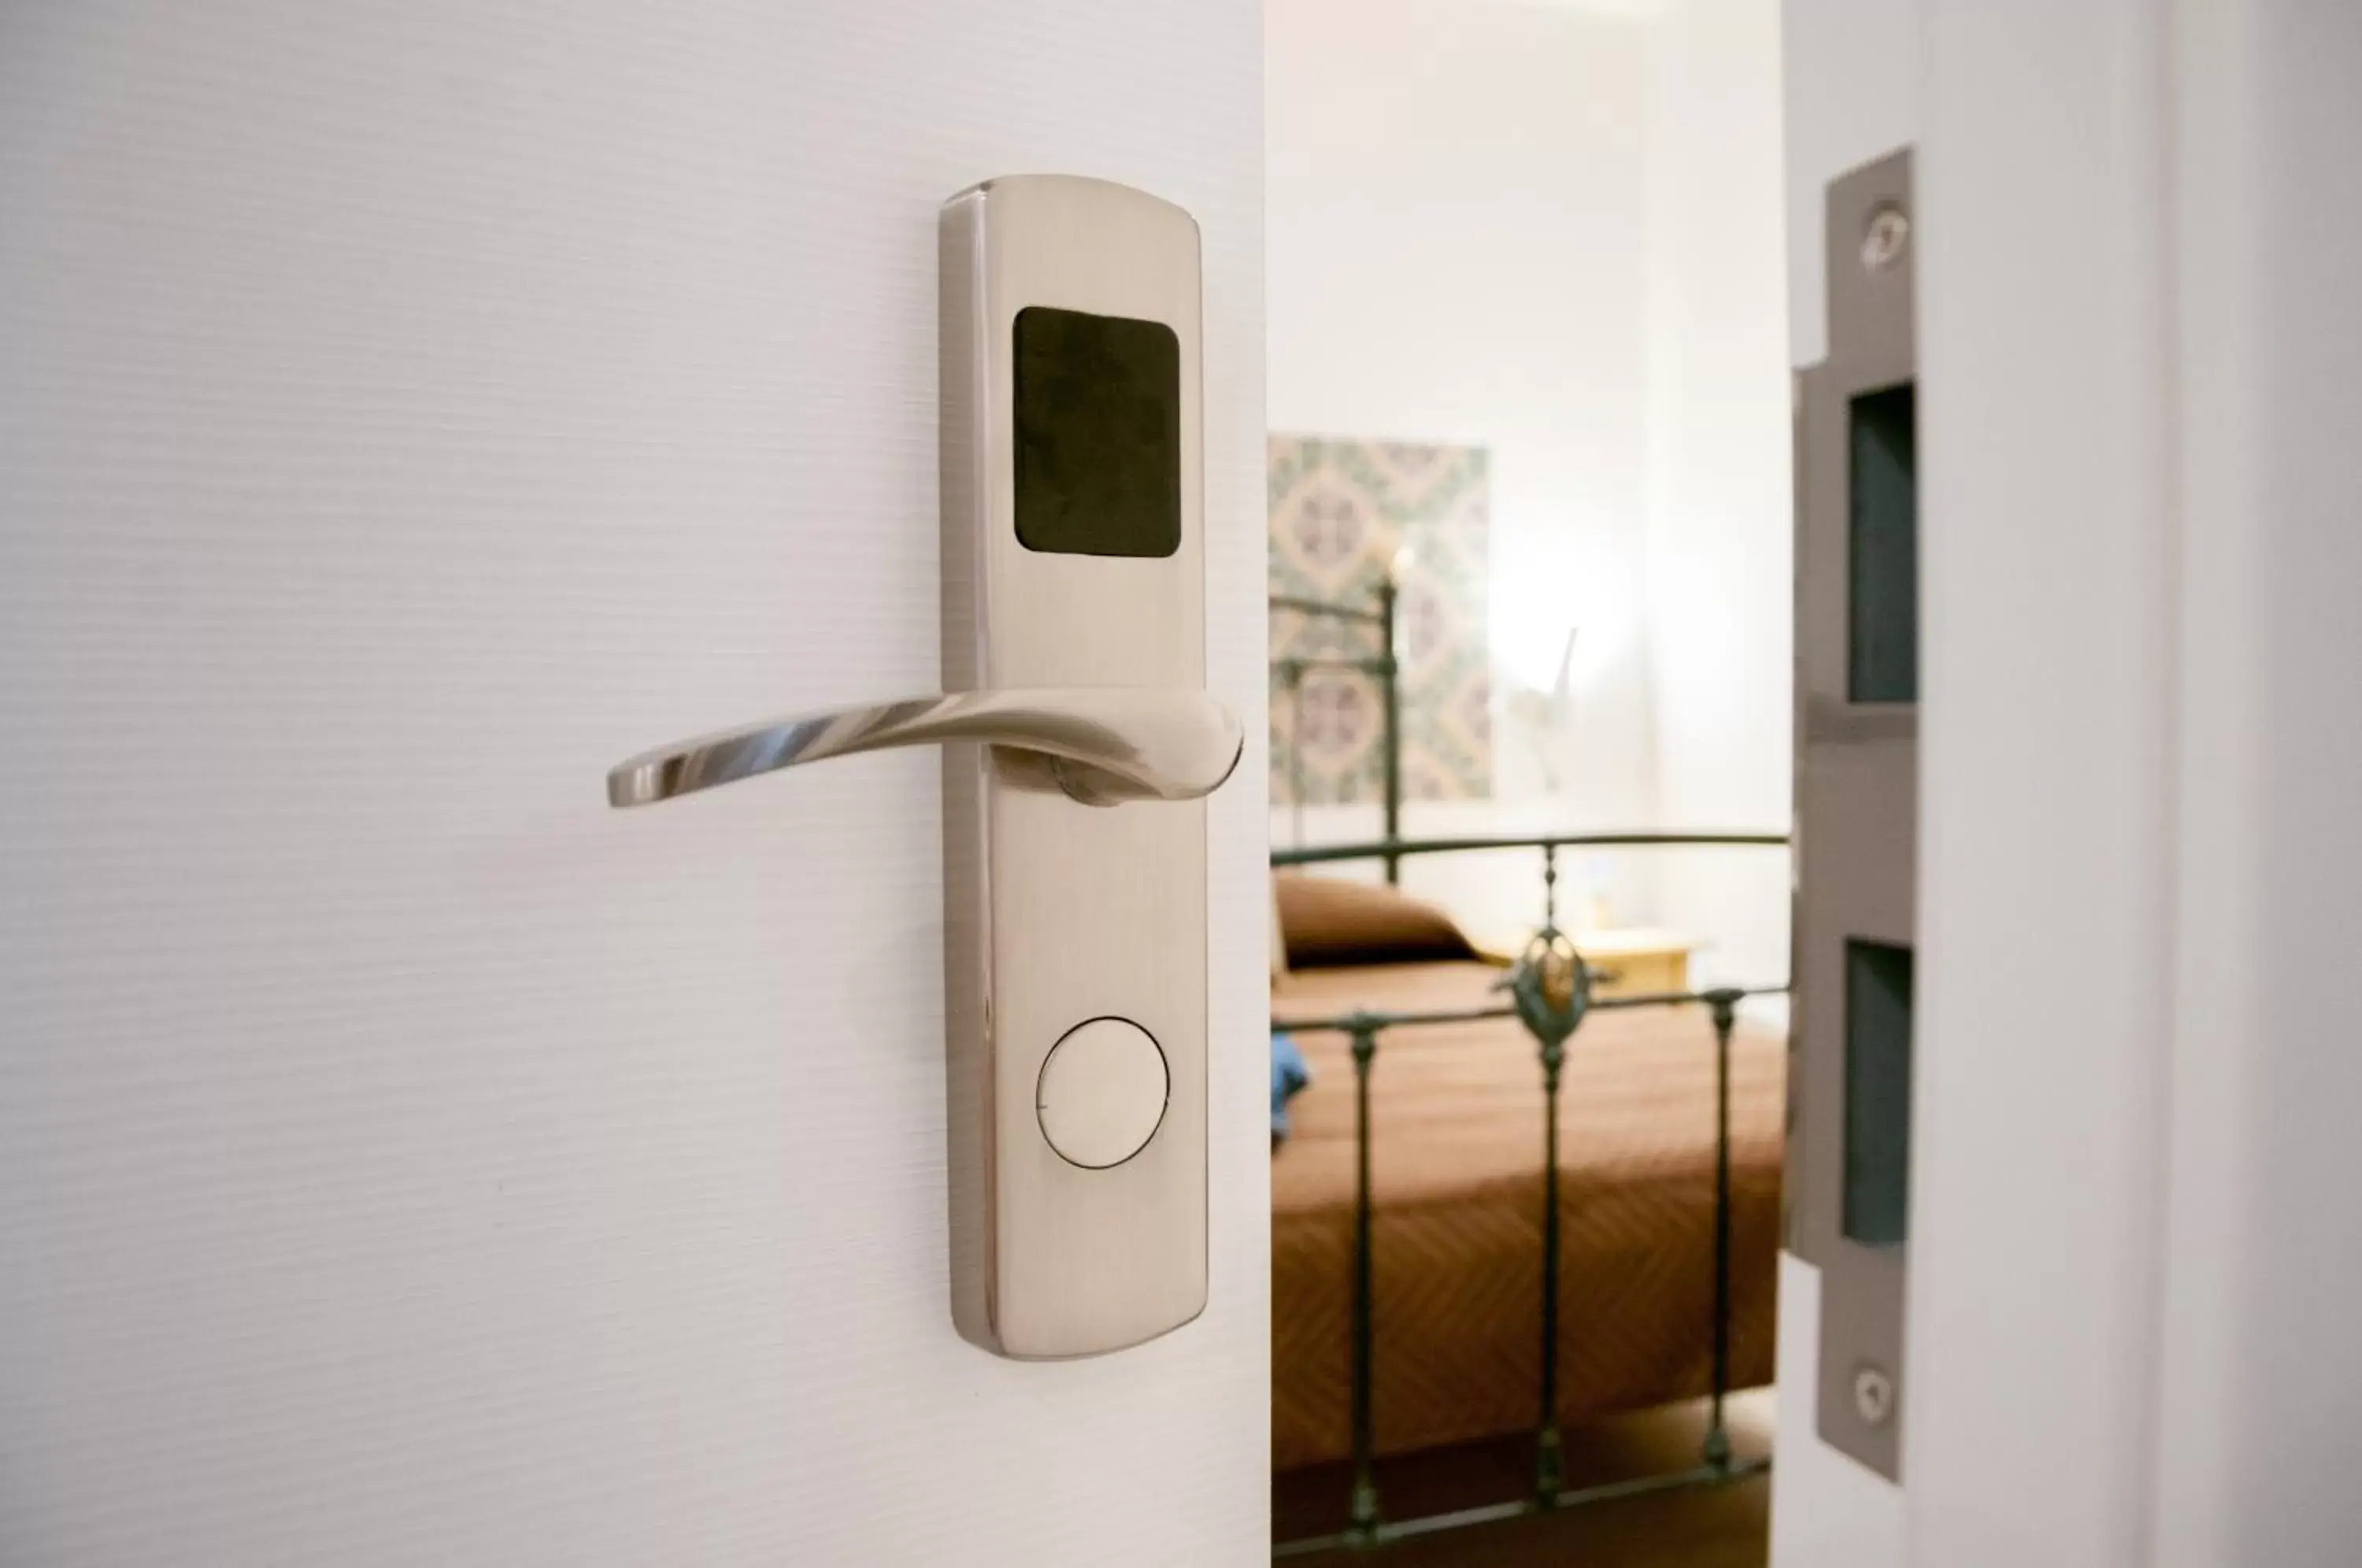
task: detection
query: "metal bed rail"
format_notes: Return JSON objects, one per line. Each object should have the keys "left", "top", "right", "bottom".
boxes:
{"left": 1270, "top": 831, "right": 1790, "bottom": 1555}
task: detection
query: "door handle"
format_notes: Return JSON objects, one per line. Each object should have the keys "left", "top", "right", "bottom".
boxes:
{"left": 607, "top": 687, "right": 1243, "bottom": 809}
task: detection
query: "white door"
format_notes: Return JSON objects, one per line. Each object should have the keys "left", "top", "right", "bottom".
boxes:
{"left": 1777, "top": 4, "right": 2362, "bottom": 1566}
{"left": 0, "top": 5, "right": 1268, "bottom": 1564}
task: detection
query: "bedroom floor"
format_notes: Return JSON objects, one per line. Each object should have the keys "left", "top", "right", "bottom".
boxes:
{"left": 1273, "top": 1391, "right": 1775, "bottom": 1566}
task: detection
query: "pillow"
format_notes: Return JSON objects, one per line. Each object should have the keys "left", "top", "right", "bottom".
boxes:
{"left": 1274, "top": 874, "right": 1480, "bottom": 969}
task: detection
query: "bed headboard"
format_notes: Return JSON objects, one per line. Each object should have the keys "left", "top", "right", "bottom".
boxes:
{"left": 1269, "top": 581, "right": 1402, "bottom": 883}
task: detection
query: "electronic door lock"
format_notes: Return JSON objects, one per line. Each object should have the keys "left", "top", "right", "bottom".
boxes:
{"left": 607, "top": 687, "right": 1242, "bottom": 809}
{"left": 611, "top": 175, "right": 1218, "bottom": 1362}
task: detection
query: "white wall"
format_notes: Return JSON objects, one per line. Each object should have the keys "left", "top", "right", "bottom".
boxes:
{"left": 1266, "top": 0, "right": 1794, "bottom": 972}
{"left": 1908, "top": 2, "right": 2177, "bottom": 1556}
{"left": 1912, "top": 2, "right": 2362, "bottom": 1565}
{"left": 1769, "top": 2, "right": 1917, "bottom": 1563}
{"left": 0, "top": 3, "right": 1268, "bottom": 1564}
{"left": 2153, "top": 8, "right": 2362, "bottom": 1562}
{"left": 1265, "top": 0, "right": 1663, "bottom": 934}
{"left": 1639, "top": 0, "right": 1794, "bottom": 999}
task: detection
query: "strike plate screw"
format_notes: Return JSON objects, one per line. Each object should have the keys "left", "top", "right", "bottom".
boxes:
{"left": 1861, "top": 203, "right": 1911, "bottom": 272}
{"left": 1853, "top": 1363, "right": 1896, "bottom": 1426}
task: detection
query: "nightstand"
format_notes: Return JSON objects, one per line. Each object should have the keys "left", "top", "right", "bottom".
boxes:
{"left": 1568, "top": 927, "right": 1698, "bottom": 1000}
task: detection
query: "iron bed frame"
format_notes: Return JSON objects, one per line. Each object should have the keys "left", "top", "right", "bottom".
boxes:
{"left": 1268, "top": 584, "right": 1790, "bottom": 1555}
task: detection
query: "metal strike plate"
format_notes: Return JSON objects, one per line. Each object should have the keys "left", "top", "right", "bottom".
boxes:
{"left": 1791, "top": 145, "right": 1916, "bottom": 1480}
{"left": 939, "top": 176, "right": 1211, "bottom": 1359}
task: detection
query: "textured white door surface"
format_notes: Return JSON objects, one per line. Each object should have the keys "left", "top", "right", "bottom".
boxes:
{"left": 0, "top": 5, "right": 1266, "bottom": 1563}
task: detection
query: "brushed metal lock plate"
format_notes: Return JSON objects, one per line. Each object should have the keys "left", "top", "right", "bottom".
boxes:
{"left": 939, "top": 176, "right": 1212, "bottom": 1359}
{"left": 931, "top": 175, "right": 1209, "bottom": 1360}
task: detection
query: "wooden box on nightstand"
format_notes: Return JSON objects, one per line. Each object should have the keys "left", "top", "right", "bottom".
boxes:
{"left": 1569, "top": 927, "right": 1697, "bottom": 1000}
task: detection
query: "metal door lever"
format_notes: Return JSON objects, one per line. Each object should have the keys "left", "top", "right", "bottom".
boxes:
{"left": 607, "top": 687, "right": 1242, "bottom": 809}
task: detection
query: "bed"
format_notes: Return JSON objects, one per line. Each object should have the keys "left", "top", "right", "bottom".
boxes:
{"left": 1271, "top": 949, "right": 1785, "bottom": 1470}
{"left": 1264, "top": 582, "right": 1790, "bottom": 1549}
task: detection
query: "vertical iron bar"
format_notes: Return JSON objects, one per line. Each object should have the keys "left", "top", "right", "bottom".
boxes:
{"left": 1286, "top": 662, "right": 1306, "bottom": 850}
{"left": 1377, "top": 579, "right": 1401, "bottom": 884}
{"left": 1348, "top": 1022, "right": 1382, "bottom": 1540}
{"left": 1704, "top": 988, "right": 1740, "bottom": 1471}
{"left": 1535, "top": 1035, "right": 1567, "bottom": 1503}
{"left": 1542, "top": 843, "right": 1559, "bottom": 930}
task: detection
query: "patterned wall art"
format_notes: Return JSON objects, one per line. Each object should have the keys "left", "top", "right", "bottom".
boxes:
{"left": 1268, "top": 435, "right": 1493, "bottom": 804}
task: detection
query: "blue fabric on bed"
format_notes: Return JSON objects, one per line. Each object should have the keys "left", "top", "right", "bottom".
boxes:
{"left": 1272, "top": 1032, "right": 1312, "bottom": 1144}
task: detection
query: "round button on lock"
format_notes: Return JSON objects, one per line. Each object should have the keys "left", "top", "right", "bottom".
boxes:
{"left": 1037, "top": 1017, "right": 1169, "bottom": 1170}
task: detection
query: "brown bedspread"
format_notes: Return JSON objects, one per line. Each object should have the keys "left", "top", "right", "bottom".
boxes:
{"left": 1272, "top": 960, "right": 1783, "bottom": 1470}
